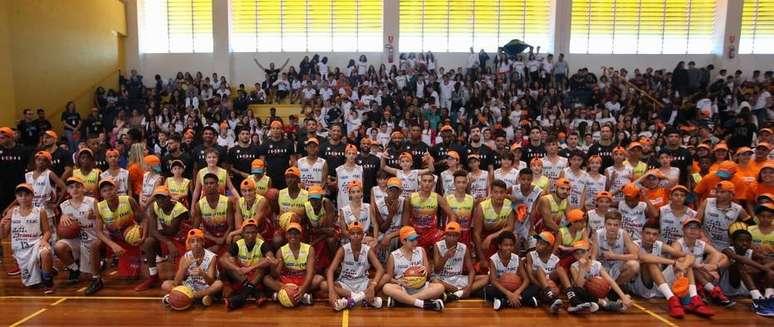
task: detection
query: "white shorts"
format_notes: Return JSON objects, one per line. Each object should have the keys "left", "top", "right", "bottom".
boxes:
{"left": 432, "top": 274, "right": 469, "bottom": 290}
{"left": 58, "top": 238, "right": 97, "bottom": 274}
{"left": 13, "top": 241, "right": 42, "bottom": 286}
{"left": 633, "top": 266, "right": 675, "bottom": 299}
{"left": 337, "top": 278, "right": 369, "bottom": 293}
{"left": 719, "top": 268, "right": 749, "bottom": 297}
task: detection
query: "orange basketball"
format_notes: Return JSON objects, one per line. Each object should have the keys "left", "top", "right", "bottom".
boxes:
{"left": 57, "top": 221, "right": 81, "bottom": 239}
{"left": 278, "top": 283, "right": 300, "bottom": 307}
{"left": 499, "top": 272, "right": 523, "bottom": 292}
{"left": 168, "top": 285, "right": 194, "bottom": 311}
{"left": 585, "top": 276, "right": 610, "bottom": 299}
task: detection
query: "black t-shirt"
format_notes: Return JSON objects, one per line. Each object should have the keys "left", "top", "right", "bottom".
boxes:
{"left": 36, "top": 118, "right": 52, "bottom": 134}
{"left": 403, "top": 140, "right": 430, "bottom": 170}
{"left": 162, "top": 151, "right": 195, "bottom": 179}
{"left": 258, "top": 138, "right": 295, "bottom": 189}
{"left": 320, "top": 140, "right": 347, "bottom": 176}
{"left": 463, "top": 144, "right": 495, "bottom": 170}
{"left": 385, "top": 143, "right": 403, "bottom": 169}
{"left": 17, "top": 121, "right": 40, "bottom": 147}
{"left": 228, "top": 240, "right": 273, "bottom": 258}
{"left": 85, "top": 118, "right": 104, "bottom": 136}
{"left": 356, "top": 153, "right": 380, "bottom": 199}
{"left": 93, "top": 148, "right": 108, "bottom": 171}
{"left": 264, "top": 69, "right": 280, "bottom": 85}
{"left": 48, "top": 147, "right": 72, "bottom": 177}
{"left": 587, "top": 142, "right": 617, "bottom": 170}
{"left": 521, "top": 143, "right": 546, "bottom": 163}
{"left": 295, "top": 131, "right": 328, "bottom": 157}
{"left": 192, "top": 143, "right": 228, "bottom": 168}
{"left": 430, "top": 142, "right": 465, "bottom": 174}
{"left": 228, "top": 144, "right": 260, "bottom": 186}
{"left": 0, "top": 144, "right": 33, "bottom": 208}
{"left": 61, "top": 112, "right": 80, "bottom": 131}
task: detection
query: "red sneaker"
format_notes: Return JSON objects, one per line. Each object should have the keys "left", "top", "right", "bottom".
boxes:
{"left": 684, "top": 296, "right": 715, "bottom": 317}
{"left": 6, "top": 264, "right": 20, "bottom": 276}
{"left": 134, "top": 274, "right": 160, "bottom": 291}
{"left": 709, "top": 286, "right": 735, "bottom": 307}
{"left": 666, "top": 296, "right": 685, "bottom": 318}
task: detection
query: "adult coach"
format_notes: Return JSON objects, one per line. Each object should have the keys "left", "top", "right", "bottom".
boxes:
{"left": 258, "top": 121, "right": 296, "bottom": 189}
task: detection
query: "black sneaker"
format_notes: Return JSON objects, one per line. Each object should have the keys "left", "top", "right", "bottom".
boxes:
{"left": 445, "top": 292, "right": 460, "bottom": 302}
{"left": 85, "top": 278, "right": 103, "bottom": 295}
{"left": 67, "top": 270, "right": 81, "bottom": 284}
{"left": 42, "top": 278, "right": 55, "bottom": 294}
{"left": 386, "top": 297, "right": 396, "bottom": 308}
{"left": 602, "top": 301, "right": 624, "bottom": 312}
{"left": 423, "top": 299, "right": 444, "bottom": 311}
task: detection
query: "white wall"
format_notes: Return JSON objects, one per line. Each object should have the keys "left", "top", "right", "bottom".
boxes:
{"left": 126, "top": 0, "right": 774, "bottom": 87}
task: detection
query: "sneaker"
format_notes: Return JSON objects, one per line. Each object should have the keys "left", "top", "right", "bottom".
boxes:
{"left": 67, "top": 270, "right": 81, "bottom": 284}
{"left": 445, "top": 292, "right": 460, "bottom": 302}
{"left": 162, "top": 294, "right": 170, "bottom": 306}
{"left": 272, "top": 292, "right": 278, "bottom": 302}
{"left": 386, "top": 297, "right": 395, "bottom": 308}
{"left": 493, "top": 298, "right": 504, "bottom": 311}
{"left": 684, "top": 296, "right": 715, "bottom": 317}
{"left": 550, "top": 299, "right": 563, "bottom": 315}
{"left": 201, "top": 295, "right": 213, "bottom": 307}
{"left": 134, "top": 275, "right": 160, "bottom": 292}
{"left": 301, "top": 293, "right": 313, "bottom": 305}
{"left": 602, "top": 301, "right": 624, "bottom": 312}
{"left": 589, "top": 302, "right": 600, "bottom": 313}
{"left": 424, "top": 299, "right": 443, "bottom": 311}
{"left": 369, "top": 297, "right": 383, "bottom": 308}
{"left": 42, "top": 280, "right": 55, "bottom": 295}
{"left": 334, "top": 298, "right": 349, "bottom": 311}
{"left": 710, "top": 286, "right": 735, "bottom": 308}
{"left": 568, "top": 302, "right": 592, "bottom": 314}
{"left": 666, "top": 296, "right": 685, "bottom": 318}
{"left": 6, "top": 265, "right": 20, "bottom": 276}
{"left": 526, "top": 296, "right": 539, "bottom": 308}
{"left": 155, "top": 255, "right": 167, "bottom": 263}
{"left": 85, "top": 278, "right": 103, "bottom": 295}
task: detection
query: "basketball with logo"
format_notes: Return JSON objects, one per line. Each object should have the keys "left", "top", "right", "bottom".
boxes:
{"left": 57, "top": 220, "right": 81, "bottom": 239}
{"left": 402, "top": 266, "right": 427, "bottom": 289}
{"left": 123, "top": 224, "right": 143, "bottom": 246}
{"left": 278, "top": 283, "right": 300, "bottom": 308}
{"left": 168, "top": 285, "right": 194, "bottom": 311}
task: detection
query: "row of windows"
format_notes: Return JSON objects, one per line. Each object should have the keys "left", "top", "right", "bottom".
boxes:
{"left": 139, "top": 0, "right": 774, "bottom": 54}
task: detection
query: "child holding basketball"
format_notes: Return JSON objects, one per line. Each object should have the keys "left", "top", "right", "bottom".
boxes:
{"left": 264, "top": 222, "right": 323, "bottom": 307}
{"left": 484, "top": 231, "right": 540, "bottom": 310}
{"left": 591, "top": 210, "right": 640, "bottom": 287}
{"left": 381, "top": 226, "right": 446, "bottom": 311}
{"left": 721, "top": 222, "right": 774, "bottom": 316}
{"left": 525, "top": 231, "right": 567, "bottom": 314}
{"left": 55, "top": 177, "right": 99, "bottom": 285}
{"left": 473, "top": 180, "right": 515, "bottom": 270}
{"left": 569, "top": 240, "right": 632, "bottom": 312}
{"left": 323, "top": 221, "right": 385, "bottom": 311}
{"left": 0, "top": 184, "right": 55, "bottom": 294}
{"left": 162, "top": 229, "right": 223, "bottom": 308}
{"left": 432, "top": 222, "right": 488, "bottom": 301}
{"left": 220, "top": 219, "right": 276, "bottom": 310}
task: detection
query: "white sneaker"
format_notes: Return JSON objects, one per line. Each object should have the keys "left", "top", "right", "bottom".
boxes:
{"left": 334, "top": 298, "right": 349, "bottom": 311}
{"left": 589, "top": 302, "right": 600, "bottom": 313}
{"left": 301, "top": 293, "right": 313, "bottom": 305}
{"left": 494, "top": 298, "right": 503, "bottom": 311}
{"left": 201, "top": 295, "right": 212, "bottom": 307}
{"left": 550, "top": 299, "right": 563, "bottom": 314}
{"left": 370, "top": 297, "right": 383, "bottom": 308}
{"left": 155, "top": 255, "right": 167, "bottom": 263}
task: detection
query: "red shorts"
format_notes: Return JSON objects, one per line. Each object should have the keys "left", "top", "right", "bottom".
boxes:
{"left": 415, "top": 227, "right": 444, "bottom": 252}
{"left": 558, "top": 251, "right": 576, "bottom": 272}
{"left": 160, "top": 238, "right": 187, "bottom": 265}
{"left": 109, "top": 238, "right": 142, "bottom": 278}
{"left": 280, "top": 274, "right": 306, "bottom": 287}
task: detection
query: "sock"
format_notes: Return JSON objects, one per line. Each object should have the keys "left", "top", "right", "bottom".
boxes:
{"left": 658, "top": 283, "right": 674, "bottom": 298}
{"left": 42, "top": 272, "right": 52, "bottom": 281}
{"left": 688, "top": 284, "right": 698, "bottom": 297}
{"left": 703, "top": 282, "right": 714, "bottom": 292}
{"left": 352, "top": 292, "right": 365, "bottom": 303}
{"left": 453, "top": 290, "right": 464, "bottom": 298}
{"left": 750, "top": 289, "right": 763, "bottom": 300}
{"left": 68, "top": 263, "right": 79, "bottom": 271}
{"left": 414, "top": 299, "right": 424, "bottom": 308}
{"left": 148, "top": 267, "right": 158, "bottom": 276}
{"left": 765, "top": 288, "right": 774, "bottom": 298}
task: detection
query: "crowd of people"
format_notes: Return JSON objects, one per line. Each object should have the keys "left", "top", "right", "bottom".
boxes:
{"left": 0, "top": 47, "right": 773, "bottom": 318}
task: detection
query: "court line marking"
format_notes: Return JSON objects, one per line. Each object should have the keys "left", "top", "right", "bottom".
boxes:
{"left": 0, "top": 296, "right": 160, "bottom": 300}
{"left": 77, "top": 287, "right": 87, "bottom": 292}
{"left": 50, "top": 298, "right": 68, "bottom": 306}
{"left": 9, "top": 308, "right": 48, "bottom": 327}
{"left": 342, "top": 309, "right": 349, "bottom": 327}
{"left": 631, "top": 302, "right": 679, "bottom": 327}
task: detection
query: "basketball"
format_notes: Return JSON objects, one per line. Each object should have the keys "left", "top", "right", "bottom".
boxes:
{"left": 123, "top": 224, "right": 143, "bottom": 247}
{"left": 168, "top": 285, "right": 194, "bottom": 311}
{"left": 401, "top": 265, "right": 427, "bottom": 289}
{"left": 57, "top": 221, "right": 81, "bottom": 239}
{"left": 278, "top": 212, "right": 295, "bottom": 232}
{"left": 585, "top": 276, "right": 610, "bottom": 299}
{"left": 278, "top": 283, "right": 299, "bottom": 308}
{"left": 498, "top": 272, "right": 522, "bottom": 292}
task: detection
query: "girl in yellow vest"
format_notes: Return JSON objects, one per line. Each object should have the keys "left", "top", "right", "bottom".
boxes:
{"left": 247, "top": 159, "right": 272, "bottom": 196}
{"left": 228, "top": 178, "right": 269, "bottom": 244}
{"left": 556, "top": 209, "right": 589, "bottom": 273}
{"left": 92, "top": 178, "right": 143, "bottom": 294}
{"left": 473, "top": 180, "right": 515, "bottom": 269}
{"left": 265, "top": 222, "right": 324, "bottom": 306}
{"left": 68, "top": 148, "right": 101, "bottom": 197}
{"left": 192, "top": 148, "right": 238, "bottom": 205}
{"left": 192, "top": 172, "right": 234, "bottom": 255}
{"left": 165, "top": 160, "right": 191, "bottom": 206}
{"left": 220, "top": 219, "right": 277, "bottom": 310}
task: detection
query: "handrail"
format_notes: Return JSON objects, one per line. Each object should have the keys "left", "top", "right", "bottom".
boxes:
{"left": 44, "top": 68, "right": 121, "bottom": 124}
{"left": 619, "top": 76, "right": 663, "bottom": 108}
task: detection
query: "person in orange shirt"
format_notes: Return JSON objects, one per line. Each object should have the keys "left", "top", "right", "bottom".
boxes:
{"left": 708, "top": 143, "right": 730, "bottom": 172}
{"left": 746, "top": 162, "right": 774, "bottom": 214}
{"left": 635, "top": 169, "right": 670, "bottom": 208}
{"left": 750, "top": 142, "right": 772, "bottom": 172}
{"left": 734, "top": 147, "right": 757, "bottom": 185}
{"left": 694, "top": 160, "right": 748, "bottom": 203}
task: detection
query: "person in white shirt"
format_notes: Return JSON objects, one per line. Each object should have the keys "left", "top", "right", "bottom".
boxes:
{"left": 466, "top": 47, "right": 479, "bottom": 74}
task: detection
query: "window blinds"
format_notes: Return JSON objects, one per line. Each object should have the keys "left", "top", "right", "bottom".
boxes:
{"left": 140, "top": 0, "right": 213, "bottom": 53}
{"left": 740, "top": 0, "right": 774, "bottom": 54}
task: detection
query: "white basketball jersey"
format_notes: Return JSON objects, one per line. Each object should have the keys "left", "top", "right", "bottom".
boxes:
{"left": 494, "top": 168, "right": 519, "bottom": 190}
{"left": 582, "top": 174, "right": 607, "bottom": 208}
{"left": 341, "top": 203, "right": 371, "bottom": 232}
{"left": 10, "top": 207, "right": 42, "bottom": 252}
{"left": 338, "top": 243, "right": 371, "bottom": 283}
{"left": 375, "top": 196, "right": 404, "bottom": 234}
{"left": 435, "top": 240, "right": 466, "bottom": 277}
{"left": 336, "top": 165, "right": 364, "bottom": 209}
{"left": 618, "top": 201, "right": 647, "bottom": 241}
{"left": 298, "top": 157, "right": 326, "bottom": 188}
{"left": 702, "top": 198, "right": 743, "bottom": 250}
{"left": 562, "top": 167, "right": 588, "bottom": 209}
{"left": 101, "top": 169, "right": 130, "bottom": 196}
{"left": 489, "top": 252, "right": 520, "bottom": 278}
{"left": 391, "top": 247, "right": 424, "bottom": 278}
{"left": 659, "top": 205, "right": 696, "bottom": 244}
{"left": 528, "top": 250, "right": 560, "bottom": 277}
{"left": 59, "top": 197, "right": 97, "bottom": 241}
{"left": 25, "top": 170, "right": 55, "bottom": 210}
{"left": 469, "top": 170, "right": 489, "bottom": 200}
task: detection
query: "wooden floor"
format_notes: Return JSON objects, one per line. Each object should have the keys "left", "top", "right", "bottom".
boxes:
{"left": 0, "top": 243, "right": 770, "bottom": 326}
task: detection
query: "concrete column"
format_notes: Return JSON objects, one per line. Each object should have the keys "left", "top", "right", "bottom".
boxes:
{"left": 382, "top": 0, "right": 398, "bottom": 64}
{"left": 554, "top": 0, "right": 571, "bottom": 56}
{"left": 124, "top": 0, "right": 141, "bottom": 76}
{"left": 212, "top": 0, "right": 231, "bottom": 80}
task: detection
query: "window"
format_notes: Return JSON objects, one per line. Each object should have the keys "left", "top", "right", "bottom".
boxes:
{"left": 399, "top": 0, "right": 552, "bottom": 53}
{"left": 740, "top": 0, "right": 774, "bottom": 54}
{"left": 230, "top": 0, "right": 383, "bottom": 52}
{"left": 139, "top": 0, "right": 213, "bottom": 53}
{"left": 570, "top": 0, "right": 715, "bottom": 54}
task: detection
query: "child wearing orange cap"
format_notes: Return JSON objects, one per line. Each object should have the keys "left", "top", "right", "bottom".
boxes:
{"left": 338, "top": 180, "right": 378, "bottom": 247}
{"left": 230, "top": 178, "right": 269, "bottom": 244}
{"left": 525, "top": 231, "right": 567, "bottom": 314}
{"left": 139, "top": 155, "right": 164, "bottom": 208}
{"left": 66, "top": 148, "right": 101, "bottom": 197}
{"left": 101, "top": 149, "right": 132, "bottom": 197}
{"left": 24, "top": 151, "right": 65, "bottom": 229}
{"left": 246, "top": 159, "right": 272, "bottom": 197}
{"left": 192, "top": 148, "right": 238, "bottom": 205}
{"left": 473, "top": 180, "right": 515, "bottom": 270}
{"left": 439, "top": 151, "right": 462, "bottom": 195}
{"left": 137, "top": 186, "right": 190, "bottom": 291}
{"left": 535, "top": 178, "right": 571, "bottom": 233}
{"left": 746, "top": 162, "right": 774, "bottom": 214}
{"left": 220, "top": 219, "right": 276, "bottom": 310}
{"left": 569, "top": 239, "right": 632, "bottom": 313}
{"left": 659, "top": 186, "right": 698, "bottom": 244}
{"left": 431, "top": 222, "right": 488, "bottom": 302}
{"left": 380, "top": 226, "right": 446, "bottom": 311}
{"left": 402, "top": 171, "right": 458, "bottom": 255}
{"left": 696, "top": 181, "right": 751, "bottom": 251}
{"left": 297, "top": 137, "right": 328, "bottom": 189}
{"left": 161, "top": 229, "right": 223, "bottom": 308}
{"left": 604, "top": 146, "right": 633, "bottom": 205}
{"left": 693, "top": 160, "right": 748, "bottom": 203}
{"left": 323, "top": 221, "right": 385, "bottom": 311}
{"left": 556, "top": 209, "right": 589, "bottom": 271}
{"left": 336, "top": 144, "right": 364, "bottom": 210}
{"left": 55, "top": 176, "right": 99, "bottom": 284}
{"left": 618, "top": 183, "right": 658, "bottom": 241}
{"left": 634, "top": 169, "right": 670, "bottom": 209}
{"left": 381, "top": 151, "right": 434, "bottom": 199}
{"left": 374, "top": 177, "right": 405, "bottom": 261}
{"left": 0, "top": 184, "right": 55, "bottom": 293}
{"left": 265, "top": 222, "right": 323, "bottom": 306}
{"left": 529, "top": 158, "right": 549, "bottom": 190}
{"left": 277, "top": 166, "right": 308, "bottom": 218}
{"left": 586, "top": 191, "right": 613, "bottom": 234}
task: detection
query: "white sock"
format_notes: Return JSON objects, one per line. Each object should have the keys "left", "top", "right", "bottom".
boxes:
{"left": 703, "top": 282, "right": 714, "bottom": 292}
{"left": 68, "top": 263, "right": 78, "bottom": 271}
{"left": 148, "top": 267, "right": 158, "bottom": 276}
{"left": 689, "top": 285, "right": 698, "bottom": 297}
{"left": 750, "top": 289, "right": 763, "bottom": 300}
{"left": 658, "top": 283, "right": 674, "bottom": 298}
{"left": 414, "top": 299, "right": 424, "bottom": 308}
{"left": 352, "top": 292, "right": 365, "bottom": 303}
{"left": 453, "top": 290, "right": 464, "bottom": 298}
{"left": 765, "top": 288, "right": 774, "bottom": 298}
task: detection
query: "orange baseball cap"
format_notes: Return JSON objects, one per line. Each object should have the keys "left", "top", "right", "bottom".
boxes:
{"left": 152, "top": 185, "right": 170, "bottom": 197}
{"left": 400, "top": 152, "right": 413, "bottom": 161}
{"left": 0, "top": 127, "right": 15, "bottom": 138}
{"left": 242, "top": 218, "right": 258, "bottom": 229}
{"left": 596, "top": 191, "right": 613, "bottom": 200}
{"left": 567, "top": 209, "right": 585, "bottom": 223}
{"left": 682, "top": 218, "right": 702, "bottom": 227}
{"left": 270, "top": 120, "right": 283, "bottom": 128}
{"left": 510, "top": 142, "right": 522, "bottom": 151}
{"left": 347, "top": 180, "right": 362, "bottom": 191}
{"left": 671, "top": 185, "right": 690, "bottom": 194}
{"left": 78, "top": 148, "right": 94, "bottom": 158}
{"left": 759, "top": 128, "right": 773, "bottom": 135}
{"left": 98, "top": 177, "right": 116, "bottom": 189}
{"left": 572, "top": 239, "right": 591, "bottom": 251}
{"left": 555, "top": 178, "right": 571, "bottom": 188}
{"left": 445, "top": 221, "right": 461, "bottom": 233}
{"left": 762, "top": 161, "right": 774, "bottom": 171}
{"left": 187, "top": 228, "right": 205, "bottom": 243}
{"left": 44, "top": 130, "right": 57, "bottom": 139}
{"left": 713, "top": 143, "right": 729, "bottom": 152}
{"left": 15, "top": 183, "right": 33, "bottom": 193}
{"left": 65, "top": 176, "right": 84, "bottom": 185}
{"left": 348, "top": 221, "right": 364, "bottom": 232}
{"left": 757, "top": 142, "right": 773, "bottom": 150}
{"left": 716, "top": 180, "right": 735, "bottom": 193}
{"left": 612, "top": 146, "right": 627, "bottom": 155}
{"left": 756, "top": 193, "right": 774, "bottom": 202}
{"left": 696, "top": 144, "right": 711, "bottom": 151}
{"left": 219, "top": 121, "right": 229, "bottom": 129}
{"left": 642, "top": 169, "right": 666, "bottom": 179}
{"left": 718, "top": 160, "right": 738, "bottom": 174}
{"left": 387, "top": 177, "right": 402, "bottom": 189}
{"left": 251, "top": 159, "right": 265, "bottom": 173}
{"left": 284, "top": 166, "right": 301, "bottom": 177}
{"left": 305, "top": 137, "right": 320, "bottom": 145}
{"left": 735, "top": 147, "right": 753, "bottom": 155}
{"left": 534, "top": 231, "right": 556, "bottom": 246}
{"left": 286, "top": 222, "right": 303, "bottom": 233}
{"left": 400, "top": 226, "right": 419, "bottom": 241}
{"left": 308, "top": 184, "right": 324, "bottom": 199}
{"left": 447, "top": 151, "right": 460, "bottom": 160}
{"left": 35, "top": 150, "right": 52, "bottom": 161}
{"left": 627, "top": 142, "right": 643, "bottom": 151}
{"left": 240, "top": 178, "right": 256, "bottom": 190}
{"left": 622, "top": 183, "right": 641, "bottom": 197}
{"left": 144, "top": 155, "right": 161, "bottom": 166}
